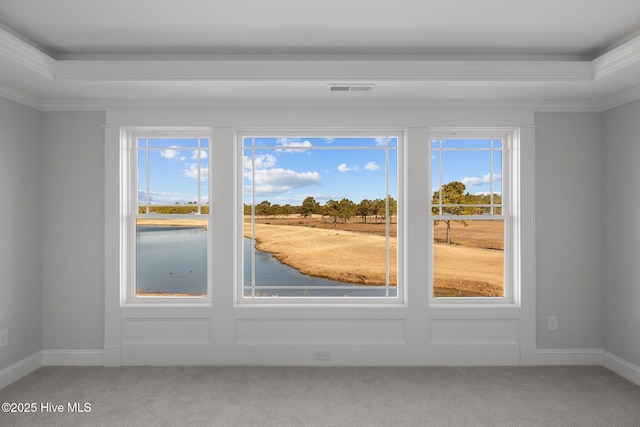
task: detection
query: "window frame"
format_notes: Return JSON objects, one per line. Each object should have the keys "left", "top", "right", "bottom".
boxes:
{"left": 429, "top": 128, "right": 519, "bottom": 306}
{"left": 123, "top": 127, "right": 213, "bottom": 306}
{"left": 235, "top": 129, "right": 406, "bottom": 306}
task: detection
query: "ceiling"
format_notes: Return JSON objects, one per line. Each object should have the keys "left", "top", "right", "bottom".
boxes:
{"left": 1, "top": 0, "right": 640, "bottom": 111}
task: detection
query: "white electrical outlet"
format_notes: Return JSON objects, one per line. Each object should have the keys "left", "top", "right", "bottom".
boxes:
{"left": 548, "top": 316, "right": 558, "bottom": 331}
{"left": 0, "top": 329, "right": 7, "bottom": 347}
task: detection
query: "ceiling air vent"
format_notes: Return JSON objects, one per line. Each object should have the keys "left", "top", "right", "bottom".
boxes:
{"left": 329, "top": 84, "right": 375, "bottom": 92}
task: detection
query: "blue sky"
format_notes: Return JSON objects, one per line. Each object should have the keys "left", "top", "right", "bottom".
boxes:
{"left": 137, "top": 136, "right": 502, "bottom": 207}
{"left": 431, "top": 139, "right": 502, "bottom": 197}
{"left": 243, "top": 137, "right": 397, "bottom": 206}
{"left": 138, "top": 138, "right": 209, "bottom": 206}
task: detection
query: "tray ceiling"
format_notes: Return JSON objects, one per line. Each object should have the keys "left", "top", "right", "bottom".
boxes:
{"left": 1, "top": 0, "right": 639, "bottom": 110}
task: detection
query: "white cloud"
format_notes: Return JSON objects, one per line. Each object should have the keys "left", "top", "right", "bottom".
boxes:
{"left": 364, "top": 161, "right": 381, "bottom": 171}
{"left": 338, "top": 163, "right": 361, "bottom": 172}
{"left": 337, "top": 163, "right": 353, "bottom": 172}
{"left": 461, "top": 173, "right": 502, "bottom": 187}
{"left": 249, "top": 168, "right": 321, "bottom": 195}
{"left": 191, "top": 149, "right": 208, "bottom": 160}
{"left": 243, "top": 154, "right": 277, "bottom": 170}
{"left": 375, "top": 137, "right": 391, "bottom": 146}
{"left": 159, "top": 146, "right": 185, "bottom": 161}
{"left": 275, "top": 138, "right": 313, "bottom": 152}
{"left": 184, "top": 164, "right": 209, "bottom": 181}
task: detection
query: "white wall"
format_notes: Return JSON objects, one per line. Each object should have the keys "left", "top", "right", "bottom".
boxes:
{"left": 534, "top": 113, "right": 604, "bottom": 350}
{"left": 603, "top": 99, "right": 640, "bottom": 367}
{"left": 2, "top": 105, "right": 623, "bottom": 369}
{"left": 101, "top": 108, "right": 536, "bottom": 367}
{"left": 41, "top": 112, "right": 106, "bottom": 351}
{"left": 0, "top": 98, "right": 42, "bottom": 370}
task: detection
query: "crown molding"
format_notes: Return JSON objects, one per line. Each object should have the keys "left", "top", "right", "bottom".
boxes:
{"left": 1, "top": 23, "right": 640, "bottom": 112}
{"left": 601, "top": 85, "right": 640, "bottom": 111}
{"left": 41, "top": 100, "right": 106, "bottom": 112}
{"left": 592, "top": 35, "right": 640, "bottom": 80}
{"left": 0, "top": 27, "right": 55, "bottom": 78}
{"left": 0, "top": 82, "right": 44, "bottom": 110}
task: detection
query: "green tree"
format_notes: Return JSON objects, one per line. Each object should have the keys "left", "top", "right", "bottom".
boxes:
{"left": 357, "top": 199, "right": 374, "bottom": 223}
{"left": 300, "top": 196, "right": 319, "bottom": 217}
{"left": 255, "top": 200, "right": 271, "bottom": 217}
{"left": 324, "top": 199, "right": 340, "bottom": 228}
{"left": 337, "top": 198, "right": 356, "bottom": 223}
{"left": 432, "top": 181, "right": 470, "bottom": 244}
{"left": 387, "top": 196, "right": 398, "bottom": 223}
{"left": 282, "top": 204, "right": 296, "bottom": 217}
{"left": 372, "top": 198, "right": 386, "bottom": 224}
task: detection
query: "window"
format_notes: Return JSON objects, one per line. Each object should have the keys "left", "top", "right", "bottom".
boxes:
{"left": 430, "top": 131, "right": 513, "bottom": 301}
{"left": 127, "top": 130, "right": 211, "bottom": 302}
{"left": 238, "top": 131, "right": 403, "bottom": 303}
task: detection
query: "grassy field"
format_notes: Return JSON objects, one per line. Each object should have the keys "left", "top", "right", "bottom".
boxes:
{"left": 137, "top": 215, "right": 504, "bottom": 296}
{"left": 433, "top": 220, "right": 504, "bottom": 296}
{"left": 245, "top": 221, "right": 397, "bottom": 286}
{"left": 248, "top": 216, "right": 504, "bottom": 296}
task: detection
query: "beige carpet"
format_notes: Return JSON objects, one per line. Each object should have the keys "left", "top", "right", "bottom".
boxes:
{"left": 1, "top": 366, "right": 640, "bottom": 426}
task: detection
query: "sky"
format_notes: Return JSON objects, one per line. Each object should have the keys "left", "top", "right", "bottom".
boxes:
{"left": 136, "top": 136, "right": 502, "bottom": 207}
{"left": 138, "top": 137, "right": 209, "bottom": 206}
{"left": 431, "top": 139, "right": 502, "bottom": 197}
{"left": 243, "top": 136, "right": 397, "bottom": 206}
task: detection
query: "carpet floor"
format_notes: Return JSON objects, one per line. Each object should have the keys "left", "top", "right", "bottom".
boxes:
{"left": 1, "top": 366, "right": 640, "bottom": 426}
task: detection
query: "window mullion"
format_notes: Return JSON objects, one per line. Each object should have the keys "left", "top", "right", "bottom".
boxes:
{"left": 144, "top": 138, "right": 150, "bottom": 215}
{"left": 128, "top": 132, "right": 211, "bottom": 302}
{"left": 385, "top": 137, "right": 390, "bottom": 296}
{"left": 197, "top": 138, "right": 202, "bottom": 215}
{"left": 240, "top": 133, "right": 401, "bottom": 302}
{"left": 250, "top": 137, "right": 256, "bottom": 297}
{"left": 430, "top": 133, "right": 510, "bottom": 302}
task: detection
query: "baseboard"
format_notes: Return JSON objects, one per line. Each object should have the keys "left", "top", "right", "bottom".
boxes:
{"left": 3, "top": 348, "right": 639, "bottom": 390}
{"left": 536, "top": 348, "right": 603, "bottom": 366}
{"left": 0, "top": 351, "right": 43, "bottom": 390}
{"left": 602, "top": 351, "right": 640, "bottom": 386}
{"left": 42, "top": 349, "right": 104, "bottom": 366}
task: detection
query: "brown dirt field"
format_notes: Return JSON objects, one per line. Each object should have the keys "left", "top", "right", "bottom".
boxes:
{"left": 245, "top": 223, "right": 396, "bottom": 286}
{"left": 433, "top": 220, "right": 503, "bottom": 250}
{"left": 432, "top": 220, "right": 504, "bottom": 297}
{"left": 433, "top": 243, "right": 503, "bottom": 297}
{"left": 249, "top": 216, "right": 504, "bottom": 296}
{"left": 137, "top": 215, "right": 504, "bottom": 296}
{"left": 252, "top": 215, "right": 396, "bottom": 237}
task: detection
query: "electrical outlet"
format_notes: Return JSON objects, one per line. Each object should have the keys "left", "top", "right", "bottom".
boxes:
{"left": 314, "top": 350, "right": 331, "bottom": 361}
{"left": 0, "top": 329, "right": 7, "bottom": 347}
{"left": 548, "top": 316, "right": 558, "bottom": 331}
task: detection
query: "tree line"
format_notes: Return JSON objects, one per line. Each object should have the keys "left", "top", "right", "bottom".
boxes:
{"left": 139, "top": 205, "right": 210, "bottom": 214}
{"left": 431, "top": 181, "right": 501, "bottom": 216}
{"left": 245, "top": 196, "right": 398, "bottom": 224}
{"left": 432, "top": 181, "right": 502, "bottom": 244}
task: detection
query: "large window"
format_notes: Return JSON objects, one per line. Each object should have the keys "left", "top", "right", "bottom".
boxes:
{"left": 127, "top": 130, "right": 211, "bottom": 301}
{"left": 238, "top": 132, "right": 403, "bottom": 303}
{"left": 430, "top": 132, "right": 512, "bottom": 301}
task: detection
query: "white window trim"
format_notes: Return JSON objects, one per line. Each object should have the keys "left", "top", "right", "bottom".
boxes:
{"left": 121, "top": 127, "right": 213, "bottom": 306}
{"left": 428, "top": 128, "right": 520, "bottom": 307}
{"left": 234, "top": 129, "right": 406, "bottom": 306}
